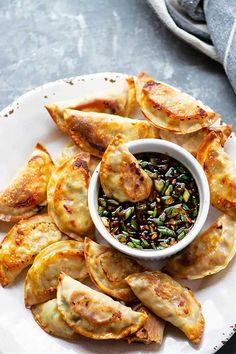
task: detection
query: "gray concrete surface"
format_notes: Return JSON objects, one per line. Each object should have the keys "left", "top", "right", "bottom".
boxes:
{"left": 0, "top": 1, "right": 235, "bottom": 353}
{"left": 0, "top": 0, "right": 236, "bottom": 131}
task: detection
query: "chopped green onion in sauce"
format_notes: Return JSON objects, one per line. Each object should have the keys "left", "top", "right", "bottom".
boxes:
{"left": 98, "top": 152, "right": 199, "bottom": 250}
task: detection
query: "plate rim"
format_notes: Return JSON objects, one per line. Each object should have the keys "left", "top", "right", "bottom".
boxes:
{"left": 0, "top": 72, "right": 127, "bottom": 118}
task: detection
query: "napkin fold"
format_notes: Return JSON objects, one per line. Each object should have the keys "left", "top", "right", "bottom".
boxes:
{"left": 148, "top": 0, "right": 236, "bottom": 94}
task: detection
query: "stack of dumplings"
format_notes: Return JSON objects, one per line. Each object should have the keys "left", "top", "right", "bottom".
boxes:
{"left": 0, "top": 73, "right": 235, "bottom": 349}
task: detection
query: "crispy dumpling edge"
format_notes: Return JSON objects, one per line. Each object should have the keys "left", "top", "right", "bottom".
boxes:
{"left": 84, "top": 237, "right": 143, "bottom": 301}
{"left": 124, "top": 76, "right": 136, "bottom": 116}
{"left": 99, "top": 133, "right": 153, "bottom": 202}
{"left": 126, "top": 271, "right": 205, "bottom": 345}
{"left": 63, "top": 109, "right": 159, "bottom": 158}
{"left": 47, "top": 153, "right": 95, "bottom": 240}
{"left": 31, "top": 298, "right": 79, "bottom": 339}
{"left": 136, "top": 72, "right": 220, "bottom": 133}
{"left": 159, "top": 124, "right": 232, "bottom": 156}
{"left": 0, "top": 143, "right": 54, "bottom": 222}
{"left": 56, "top": 272, "right": 148, "bottom": 340}
{"left": 0, "top": 214, "right": 64, "bottom": 287}
{"left": 45, "top": 75, "right": 136, "bottom": 133}
{"left": 197, "top": 130, "right": 236, "bottom": 216}
{"left": 163, "top": 214, "right": 236, "bottom": 279}
{"left": 128, "top": 303, "right": 166, "bottom": 344}
{"left": 45, "top": 104, "right": 67, "bottom": 133}
{"left": 24, "top": 240, "right": 87, "bottom": 307}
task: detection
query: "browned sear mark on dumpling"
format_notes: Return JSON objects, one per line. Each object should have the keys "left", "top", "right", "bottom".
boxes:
{"left": 0, "top": 143, "right": 54, "bottom": 222}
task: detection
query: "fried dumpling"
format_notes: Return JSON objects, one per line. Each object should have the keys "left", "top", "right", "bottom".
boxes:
{"left": 136, "top": 72, "right": 220, "bottom": 134}
{"left": 45, "top": 76, "right": 135, "bottom": 133}
{"left": 32, "top": 299, "right": 79, "bottom": 339}
{"left": 87, "top": 155, "right": 101, "bottom": 175}
{"left": 56, "top": 141, "right": 100, "bottom": 175}
{"left": 56, "top": 140, "right": 89, "bottom": 165}
{"left": 63, "top": 109, "right": 159, "bottom": 157}
{"left": 159, "top": 125, "right": 232, "bottom": 156}
{"left": 100, "top": 134, "right": 153, "bottom": 202}
{"left": 164, "top": 214, "right": 236, "bottom": 279}
{"left": 57, "top": 273, "right": 148, "bottom": 340}
{"left": 197, "top": 131, "right": 236, "bottom": 217}
{"left": 128, "top": 303, "right": 165, "bottom": 344}
{"left": 0, "top": 214, "right": 64, "bottom": 287}
{"left": 24, "top": 240, "right": 87, "bottom": 307}
{"left": 126, "top": 271, "right": 204, "bottom": 344}
{"left": 47, "top": 153, "right": 94, "bottom": 240}
{"left": 0, "top": 143, "right": 54, "bottom": 222}
{"left": 84, "top": 238, "right": 145, "bottom": 301}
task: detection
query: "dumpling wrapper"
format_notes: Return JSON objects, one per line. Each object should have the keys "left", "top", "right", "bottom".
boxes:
{"left": 197, "top": 131, "right": 236, "bottom": 217}
{"left": 159, "top": 125, "right": 232, "bottom": 156}
{"left": 57, "top": 273, "right": 148, "bottom": 340}
{"left": 24, "top": 240, "right": 88, "bottom": 307}
{"left": 47, "top": 153, "right": 94, "bottom": 240}
{"left": 100, "top": 134, "right": 153, "bottom": 202}
{"left": 136, "top": 72, "right": 220, "bottom": 134}
{"left": 56, "top": 140, "right": 100, "bottom": 175}
{"left": 126, "top": 271, "right": 204, "bottom": 344}
{"left": 0, "top": 143, "right": 54, "bottom": 222}
{"left": 84, "top": 238, "right": 145, "bottom": 301}
{"left": 0, "top": 214, "right": 64, "bottom": 287}
{"left": 164, "top": 214, "right": 236, "bottom": 279}
{"left": 45, "top": 76, "right": 136, "bottom": 133}
{"left": 63, "top": 109, "right": 159, "bottom": 158}
{"left": 56, "top": 140, "right": 89, "bottom": 165}
{"left": 128, "top": 303, "right": 165, "bottom": 345}
{"left": 32, "top": 299, "right": 79, "bottom": 339}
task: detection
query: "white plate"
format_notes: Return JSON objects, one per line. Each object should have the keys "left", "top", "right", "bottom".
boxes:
{"left": 0, "top": 72, "right": 235, "bottom": 354}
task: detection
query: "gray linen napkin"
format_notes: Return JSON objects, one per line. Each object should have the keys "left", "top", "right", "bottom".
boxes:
{"left": 148, "top": 0, "right": 236, "bottom": 93}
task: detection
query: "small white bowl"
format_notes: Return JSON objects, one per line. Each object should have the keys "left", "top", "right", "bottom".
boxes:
{"left": 88, "top": 139, "right": 210, "bottom": 260}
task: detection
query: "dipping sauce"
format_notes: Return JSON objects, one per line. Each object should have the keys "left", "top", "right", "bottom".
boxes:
{"left": 98, "top": 152, "right": 199, "bottom": 250}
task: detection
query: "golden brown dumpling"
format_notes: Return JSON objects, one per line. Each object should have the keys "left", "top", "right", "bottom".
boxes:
{"left": 197, "top": 131, "right": 236, "bottom": 217}
{"left": 0, "top": 143, "right": 54, "bottom": 222}
{"left": 32, "top": 299, "right": 79, "bottom": 339}
{"left": 84, "top": 238, "right": 145, "bottom": 301}
{"left": 128, "top": 303, "right": 165, "bottom": 344}
{"left": 100, "top": 134, "right": 153, "bottom": 202}
{"left": 57, "top": 273, "right": 148, "bottom": 340}
{"left": 88, "top": 155, "right": 101, "bottom": 175}
{"left": 159, "top": 125, "right": 232, "bottom": 156}
{"left": 45, "top": 76, "right": 135, "bottom": 133}
{"left": 126, "top": 271, "right": 204, "bottom": 344}
{"left": 164, "top": 214, "right": 236, "bottom": 279}
{"left": 0, "top": 214, "right": 64, "bottom": 287}
{"left": 63, "top": 109, "right": 159, "bottom": 158}
{"left": 56, "top": 140, "right": 100, "bottom": 175}
{"left": 136, "top": 72, "right": 220, "bottom": 134}
{"left": 24, "top": 240, "right": 88, "bottom": 307}
{"left": 47, "top": 153, "right": 94, "bottom": 240}
{"left": 56, "top": 140, "right": 89, "bottom": 165}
